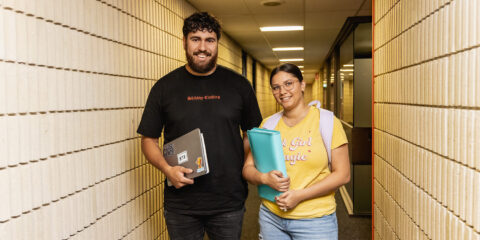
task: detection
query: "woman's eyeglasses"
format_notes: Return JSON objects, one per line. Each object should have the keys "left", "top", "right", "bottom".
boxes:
{"left": 271, "top": 80, "right": 298, "bottom": 94}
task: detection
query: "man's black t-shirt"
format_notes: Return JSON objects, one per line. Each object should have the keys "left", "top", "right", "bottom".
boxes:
{"left": 137, "top": 65, "right": 262, "bottom": 215}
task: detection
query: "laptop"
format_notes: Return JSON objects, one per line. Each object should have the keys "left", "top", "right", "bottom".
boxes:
{"left": 163, "top": 128, "right": 209, "bottom": 185}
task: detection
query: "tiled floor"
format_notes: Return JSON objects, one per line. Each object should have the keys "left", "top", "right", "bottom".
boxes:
{"left": 241, "top": 184, "right": 261, "bottom": 240}
{"left": 335, "top": 193, "right": 372, "bottom": 240}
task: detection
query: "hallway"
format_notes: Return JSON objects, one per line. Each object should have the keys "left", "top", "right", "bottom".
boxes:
{"left": 0, "top": 0, "right": 479, "bottom": 239}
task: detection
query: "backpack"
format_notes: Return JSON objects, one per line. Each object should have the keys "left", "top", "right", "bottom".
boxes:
{"left": 262, "top": 100, "right": 335, "bottom": 170}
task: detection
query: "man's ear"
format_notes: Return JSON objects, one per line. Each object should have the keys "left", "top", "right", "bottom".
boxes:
{"left": 183, "top": 37, "right": 187, "bottom": 50}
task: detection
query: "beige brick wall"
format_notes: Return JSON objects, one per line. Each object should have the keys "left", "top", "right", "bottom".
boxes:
{"left": 246, "top": 55, "right": 254, "bottom": 84}
{"left": 311, "top": 72, "right": 324, "bottom": 107}
{"left": 0, "top": 0, "right": 244, "bottom": 239}
{"left": 255, "top": 63, "right": 277, "bottom": 118}
{"left": 342, "top": 79, "right": 353, "bottom": 123}
{"left": 218, "top": 36, "right": 243, "bottom": 74}
{"left": 373, "top": 0, "right": 480, "bottom": 239}
{"left": 303, "top": 83, "right": 313, "bottom": 103}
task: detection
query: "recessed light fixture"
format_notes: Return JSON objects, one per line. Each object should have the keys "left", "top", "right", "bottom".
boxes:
{"left": 343, "top": 64, "right": 354, "bottom": 67}
{"left": 260, "top": 26, "right": 304, "bottom": 32}
{"left": 301, "top": 70, "right": 304, "bottom": 73}
{"left": 340, "top": 69, "right": 354, "bottom": 72}
{"left": 272, "top": 47, "right": 304, "bottom": 51}
{"left": 261, "top": 0, "right": 285, "bottom": 7}
{"left": 298, "top": 66, "right": 304, "bottom": 68}
{"left": 279, "top": 58, "right": 303, "bottom": 62}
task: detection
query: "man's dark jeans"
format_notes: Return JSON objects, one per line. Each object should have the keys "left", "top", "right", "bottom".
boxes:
{"left": 164, "top": 208, "right": 245, "bottom": 240}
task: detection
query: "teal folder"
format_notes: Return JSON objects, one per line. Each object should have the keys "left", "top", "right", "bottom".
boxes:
{"left": 247, "top": 128, "right": 287, "bottom": 202}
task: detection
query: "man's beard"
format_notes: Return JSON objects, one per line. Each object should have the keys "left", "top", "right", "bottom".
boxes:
{"left": 186, "top": 50, "right": 218, "bottom": 74}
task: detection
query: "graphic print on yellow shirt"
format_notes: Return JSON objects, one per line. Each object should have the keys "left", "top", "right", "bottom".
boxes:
{"left": 260, "top": 106, "right": 348, "bottom": 219}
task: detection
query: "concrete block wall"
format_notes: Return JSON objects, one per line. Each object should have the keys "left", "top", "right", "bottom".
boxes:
{"left": 0, "top": 0, "right": 244, "bottom": 239}
{"left": 245, "top": 55, "right": 254, "bottom": 84}
{"left": 311, "top": 75, "right": 324, "bottom": 107}
{"left": 373, "top": 0, "right": 480, "bottom": 239}
{"left": 255, "top": 63, "right": 277, "bottom": 118}
{"left": 342, "top": 79, "right": 353, "bottom": 123}
{"left": 303, "top": 84, "right": 312, "bottom": 103}
{"left": 218, "top": 36, "right": 242, "bottom": 74}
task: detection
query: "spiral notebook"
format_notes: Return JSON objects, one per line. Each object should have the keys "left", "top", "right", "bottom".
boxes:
{"left": 247, "top": 128, "right": 287, "bottom": 202}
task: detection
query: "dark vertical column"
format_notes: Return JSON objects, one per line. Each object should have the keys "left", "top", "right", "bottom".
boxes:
{"left": 334, "top": 49, "right": 341, "bottom": 116}
{"left": 252, "top": 58, "right": 256, "bottom": 92}
{"left": 325, "top": 60, "right": 331, "bottom": 111}
{"left": 241, "top": 50, "right": 247, "bottom": 78}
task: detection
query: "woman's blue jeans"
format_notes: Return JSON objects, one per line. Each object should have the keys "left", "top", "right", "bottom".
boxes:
{"left": 259, "top": 204, "right": 338, "bottom": 240}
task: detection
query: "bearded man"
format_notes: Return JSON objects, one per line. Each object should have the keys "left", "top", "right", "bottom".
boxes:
{"left": 137, "top": 12, "right": 262, "bottom": 240}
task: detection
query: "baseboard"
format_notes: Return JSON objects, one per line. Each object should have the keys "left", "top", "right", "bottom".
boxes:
{"left": 339, "top": 186, "right": 354, "bottom": 215}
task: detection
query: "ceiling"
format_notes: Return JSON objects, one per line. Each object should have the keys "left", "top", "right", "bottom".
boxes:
{"left": 186, "top": 0, "right": 372, "bottom": 83}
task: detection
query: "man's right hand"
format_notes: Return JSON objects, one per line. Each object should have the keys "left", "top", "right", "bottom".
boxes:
{"left": 262, "top": 170, "right": 290, "bottom": 192}
{"left": 165, "top": 166, "right": 194, "bottom": 189}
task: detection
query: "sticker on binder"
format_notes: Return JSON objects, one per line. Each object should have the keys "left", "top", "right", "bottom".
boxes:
{"left": 164, "top": 144, "right": 174, "bottom": 156}
{"left": 177, "top": 151, "right": 188, "bottom": 164}
{"left": 196, "top": 157, "right": 204, "bottom": 172}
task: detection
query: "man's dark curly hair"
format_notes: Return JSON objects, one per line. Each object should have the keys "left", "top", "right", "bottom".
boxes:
{"left": 183, "top": 12, "right": 221, "bottom": 40}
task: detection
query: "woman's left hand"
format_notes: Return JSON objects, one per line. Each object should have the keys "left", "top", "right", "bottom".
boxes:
{"left": 275, "top": 190, "right": 302, "bottom": 211}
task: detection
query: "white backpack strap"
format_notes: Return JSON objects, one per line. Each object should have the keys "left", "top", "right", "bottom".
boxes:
{"left": 262, "top": 111, "right": 283, "bottom": 130}
{"left": 308, "top": 100, "right": 322, "bottom": 108}
{"left": 319, "top": 109, "right": 334, "bottom": 171}
{"left": 308, "top": 100, "right": 334, "bottom": 170}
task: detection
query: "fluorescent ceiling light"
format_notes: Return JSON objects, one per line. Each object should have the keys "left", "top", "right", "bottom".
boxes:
{"left": 260, "top": 26, "right": 304, "bottom": 32}
{"left": 273, "top": 47, "right": 304, "bottom": 51}
{"left": 343, "top": 64, "right": 354, "bottom": 67}
{"left": 279, "top": 58, "right": 303, "bottom": 62}
{"left": 298, "top": 66, "right": 304, "bottom": 68}
{"left": 340, "top": 69, "right": 354, "bottom": 72}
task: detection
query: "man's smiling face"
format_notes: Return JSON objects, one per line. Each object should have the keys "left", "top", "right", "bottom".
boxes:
{"left": 184, "top": 30, "right": 218, "bottom": 75}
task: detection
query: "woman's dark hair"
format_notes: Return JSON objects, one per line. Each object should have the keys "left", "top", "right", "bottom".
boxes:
{"left": 183, "top": 12, "right": 222, "bottom": 40}
{"left": 269, "top": 63, "right": 303, "bottom": 85}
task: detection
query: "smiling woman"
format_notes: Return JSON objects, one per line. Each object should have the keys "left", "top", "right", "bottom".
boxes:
{"left": 243, "top": 63, "right": 351, "bottom": 240}
{"left": 269, "top": 64, "right": 305, "bottom": 114}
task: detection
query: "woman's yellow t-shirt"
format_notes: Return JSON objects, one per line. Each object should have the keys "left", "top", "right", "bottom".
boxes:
{"left": 260, "top": 106, "right": 348, "bottom": 219}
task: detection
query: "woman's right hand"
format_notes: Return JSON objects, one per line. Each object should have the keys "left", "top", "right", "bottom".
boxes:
{"left": 261, "top": 170, "right": 290, "bottom": 192}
